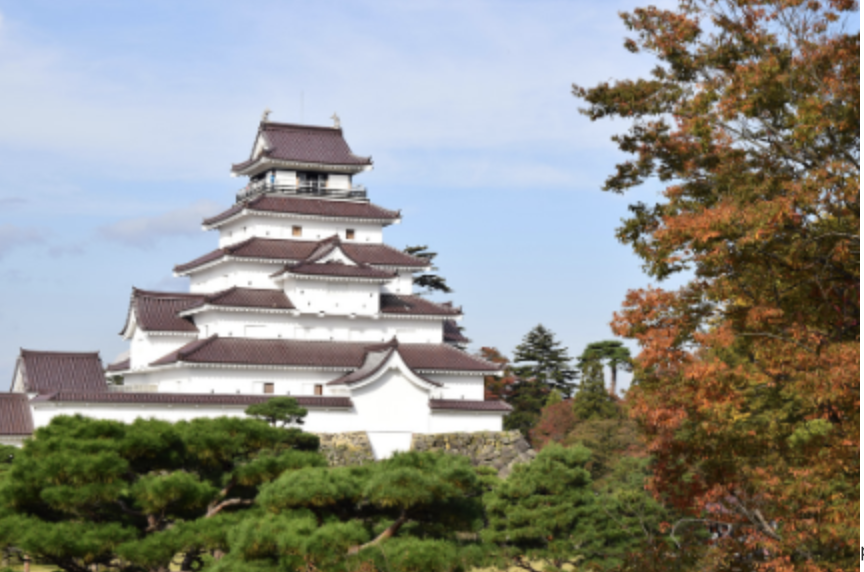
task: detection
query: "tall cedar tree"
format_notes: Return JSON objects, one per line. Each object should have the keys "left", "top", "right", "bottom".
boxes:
{"left": 574, "top": 0, "right": 859, "bottom": 568}
{"left": 579, "top": 340, "right": 633, "bottom": 395}
{"left": 403, "top": 245, "right": 453, "bottom": 294}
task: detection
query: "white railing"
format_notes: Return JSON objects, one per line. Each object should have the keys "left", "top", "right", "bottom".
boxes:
{"left": 237, "top": 182, "right": 368, "bottom": 203}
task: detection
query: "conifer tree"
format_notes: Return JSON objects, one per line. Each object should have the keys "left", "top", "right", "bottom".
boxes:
{"left": 572, "top": 355, "right": 619, "bottom": 422}
{"left": 511, "top": 324, "right": 577, "bottom": 397}
{"left": 403, "top": 245, "right": 453, "bottom": 294}
{"left": 579, "top": 340, "right": 632, "bottom": 395}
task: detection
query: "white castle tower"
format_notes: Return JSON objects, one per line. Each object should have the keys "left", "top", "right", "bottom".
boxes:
{"left": 5, "top": 117, "right": 509, "bottom": 457}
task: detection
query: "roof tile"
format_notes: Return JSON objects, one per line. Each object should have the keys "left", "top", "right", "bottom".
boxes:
{"left": 204, "top": 196, "right": 399, "bottom": 227}
{"left": 175, "top": 236, "right": 428, "bottom": 274}
{"left": 232, "top": 122, "right": 371, "bottom": 172}
{"left": 150, "top": 337, "right": 499, "bottom": 372}
{"left": 0, "top": 393, "right": 34, "bottom": 434}
{"left": 17, "top": 350, "right": 107, "bottom": 394}
{"left": 32, "top": 392, "right": 352, "bottom": 408}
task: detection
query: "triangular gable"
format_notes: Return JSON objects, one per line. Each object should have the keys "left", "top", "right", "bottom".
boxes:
{"left": 328, "top": 340, "right": 442, "bottom": 392}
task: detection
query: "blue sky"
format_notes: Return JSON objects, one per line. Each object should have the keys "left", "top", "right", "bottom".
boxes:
{"left": 0, "top": 0, "right": 678, "bottom": 390}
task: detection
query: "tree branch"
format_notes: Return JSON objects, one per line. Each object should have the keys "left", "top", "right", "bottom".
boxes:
{"left": 205, "top": 498, "right": 254, "bottom": 518}
{"left": 347, "top": 511, "right": 408, "bottom": 555}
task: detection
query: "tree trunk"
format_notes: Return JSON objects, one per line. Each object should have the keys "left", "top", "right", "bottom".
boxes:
{"left": 609, "top": 365, "right": 617, "bottom": 396}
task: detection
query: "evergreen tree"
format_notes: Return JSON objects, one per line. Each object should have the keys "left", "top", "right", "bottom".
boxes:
{"left": 579, "top": 340, "right": 632, "bottom": 395}
{"left": 245, "top": 396, "right": 308, "bottom": 427}
{"left": 502, "top": 380, "right": 548, "bottom": 440}
{"left": 403, "top": 245, "right": 453, "bottom": 294}
{"left": 511, "top": 325, "right": 577, "bottom": 397}
{"left": 0, "top": 414, "right": 321, "bottom": 572}
{"left": 572, "top": 358, "right": 619, "bottom": 422}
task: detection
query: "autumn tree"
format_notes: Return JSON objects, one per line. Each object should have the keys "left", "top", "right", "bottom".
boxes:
{"left": 480, "top": 347, "right": 516, "bottom": 401}
{"left": 574, "top": 0, "right": 859, "bottom": 568}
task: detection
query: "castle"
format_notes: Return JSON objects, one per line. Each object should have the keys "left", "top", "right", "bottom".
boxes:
{"left": 2, "top": 116, "right": 510, "bottom": 458}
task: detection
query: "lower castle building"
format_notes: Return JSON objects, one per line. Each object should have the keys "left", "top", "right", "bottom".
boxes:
{"left": 2, "top": 116, "right": 510, "bottom": 457}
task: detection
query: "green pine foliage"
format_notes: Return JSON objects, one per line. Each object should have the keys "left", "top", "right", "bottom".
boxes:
{"left": 578, "top": 340, "right": 632, "bottom": 396}
{"left": 0, "top": 414, "right": 322, "bottom": 572}
{"left": 572, "top": 359, "right": 619, "bottom": 422}
{"left": 502, "top": 379, "right": 549, "bottom": 439}
{"left": 221, "top": 451, "right": 490, "bottom": 572}
{"left": 512, "top": 325, "right": 578, "bottom": 398}
{"left": 244, "top": 396, "right": 308, "bottom": 427}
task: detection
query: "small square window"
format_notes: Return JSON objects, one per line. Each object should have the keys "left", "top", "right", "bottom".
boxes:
{"left": 263, "top": 383, "right": 275, "bottom": 394}
{"left": 314, "top": 384, "right": 323, "bottom": 396}
{"left": 292, "top": 226, "right": 302, "bottom": 237}
{"left": 346, "top": 229, "right": 355, "bottom": 240}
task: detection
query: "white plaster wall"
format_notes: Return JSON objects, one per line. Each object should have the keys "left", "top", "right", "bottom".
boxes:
{"left": 381, "top": 272, "right": 415, "bottom": 295}
{"left": 123, "top": 366, "right": 341, "bottom": 396}
{"left": 428, "top": 412, "right": 504, "bottom": 433}
{"left": 189, "top": 261, "right": 282, "bottom": 293}
{"left": 31, "top": 404, "right": 360, "bottom": 434}
{"left": 327, "top": 174, "right": 351, "bottom": 190}
{"left": 190, "top": 308, "right": 444, "bottom": 344}
{"left": 351, "top": 369, "right": 431, "bottom": 434}
{"left": 130, "top": 333, "right": 196, "bottom": 370}
{"left": 284, "top": 278, "right": 380, "bottom": 317}
{"left": 219, "top": 216, "right": 383, "bottom": 248}
{"left": 0, "top": 435, "right": 27, "bottom": 447}
{"left": 423, "top": 375, "right": 486, "bottom": 401}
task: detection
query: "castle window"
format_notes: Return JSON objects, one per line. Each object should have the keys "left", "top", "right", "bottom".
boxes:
{"left": 292, "top": 226, "right": 302, "bottom": 237}
{"left": 346, "top": 229, "right": 355, "bottom": 240}
{"left": 263, "top": 383, "right": 274, "bottom": 394}
{"left": 314, "top": 384, "right": 323, "bottom": 396}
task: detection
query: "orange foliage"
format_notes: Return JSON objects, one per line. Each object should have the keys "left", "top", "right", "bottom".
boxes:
{"left": 575, "top": 0, "right": 859, "bottom": 568}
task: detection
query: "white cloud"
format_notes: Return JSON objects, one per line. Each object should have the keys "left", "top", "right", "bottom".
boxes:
{"left": 98, "top": 200, "right": 223, "bottom": 248}
{"left": 0, "top": 224, "right": 45, "bottom": 259}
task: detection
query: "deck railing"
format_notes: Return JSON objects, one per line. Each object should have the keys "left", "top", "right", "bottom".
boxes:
{"left": 237, "top": 181, "right": 368, "bottom": 203}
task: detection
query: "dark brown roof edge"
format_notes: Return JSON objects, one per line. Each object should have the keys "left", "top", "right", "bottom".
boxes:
{"left": 32, "top": 392, "right": 353, "bottom": 408}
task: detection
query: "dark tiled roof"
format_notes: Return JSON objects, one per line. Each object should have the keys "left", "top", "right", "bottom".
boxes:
{"left": 196, "top": 287, "right": 295, "bottom": 310}
{"left": 203, "top": 196, "right": 399, "bottom": 227}
{"left": 232, "top": 122, "right": 372, "bottom": 172}
{"left": 128, "top": 289, "right": 203, "bottom": 333}
{"left": 278, "top": 261, "right": 396, "bottom": 280}
{"left": 443, "top": 320, "right": 470, "bottom": 344}
{"left": 328, "top": 339, "right": 442, "bottom": 387}
{"left": 380, "top": 294, "right": 462, "bottom": 316}
{"left": 0, "top": 393, "right": 34, "bottom": 435}
{"left": 429, "top": 399, "right": 512, "bottom": 412}
{"left": 151, "top": 337, "right": 499, "bottom": 372}
{"left": 17, "top": 350, "right": 107, "bottom": 394}
{"left": 174, "top": 236, "right": 428, "bottom": 274}
{"left": 106, "top": 358, "right": 130, "bottom": 373}
{"left": 32, "top": 392, "right": 352, "bottom": 408}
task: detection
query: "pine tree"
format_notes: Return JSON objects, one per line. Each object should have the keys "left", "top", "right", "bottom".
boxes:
{"left": 572, "top": 357, "right": 619, "bottom": 422}
{"left": 579, "top": 340, "right": 632, "bottom": 395}
{"left": 511, "top": 325, "right": 577, "bottom": 397}
{"left": 403, "top": 245, "right": 453, "bottom": 294}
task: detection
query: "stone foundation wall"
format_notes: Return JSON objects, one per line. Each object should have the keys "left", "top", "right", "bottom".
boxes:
{"left": 316, "top": 432, "right": 375, "bottom": 466}
{"left": 410, "top": 430, "right": 535, "bottom": 477}
{"left": 316, "top": 430, "right": 536, "bottom": 477}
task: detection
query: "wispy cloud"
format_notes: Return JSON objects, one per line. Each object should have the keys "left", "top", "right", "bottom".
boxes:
{"left": 0, "top": 196, "right": 27, "bottom": 208}
{"left": 98, "top": 200, "right": 223, "bottom": 248}
{"left": 0, "top": 223, "right": 46, "bottom": 259}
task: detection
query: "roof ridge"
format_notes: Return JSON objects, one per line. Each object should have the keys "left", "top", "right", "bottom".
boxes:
{"left": 262, "top": 121, "right": 342, "bottom": 132}
{"left": 21, "top": 349, "right": 100, "bottom": 358}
